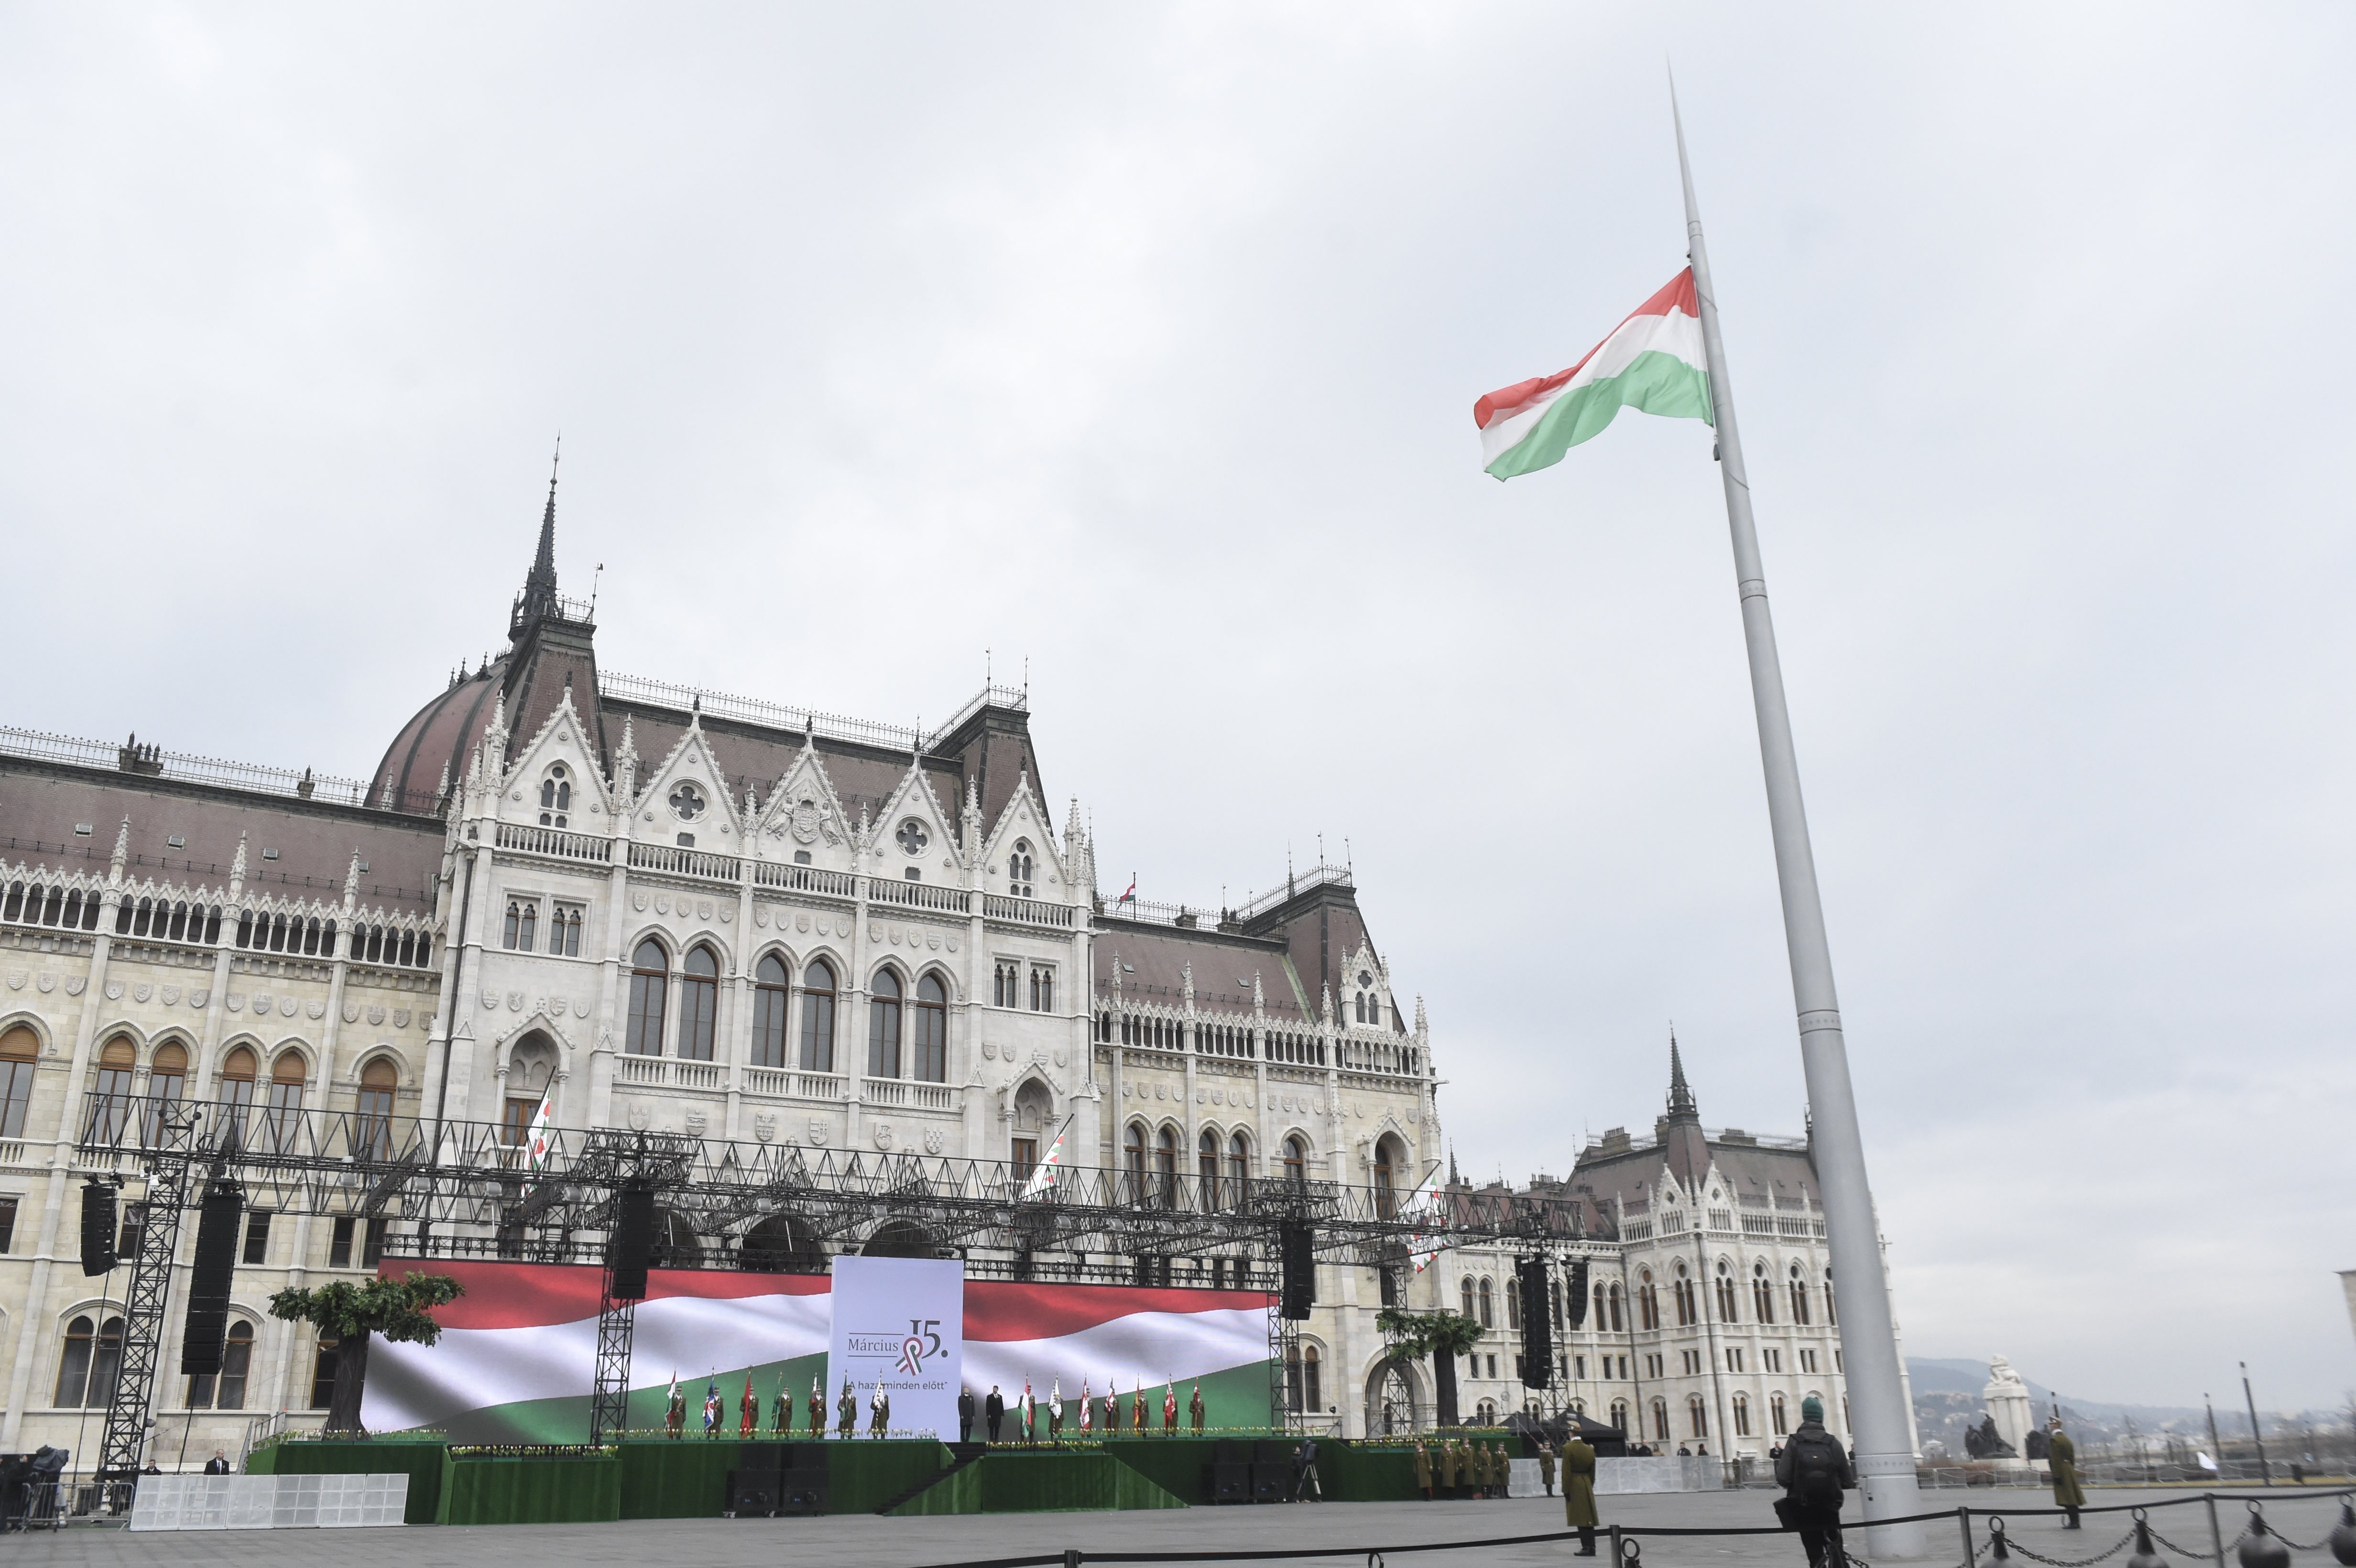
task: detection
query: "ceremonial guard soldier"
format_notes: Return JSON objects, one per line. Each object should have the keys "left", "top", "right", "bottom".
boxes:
{"left": 1562, "top": 1428, "right": 1599, "bottom": 1556}
{"left": 666, "top": 1376, "right": 687, "bottom": 1439}
{"left": 1413, "top": 1439, "right": 1432, "bottom": 1500}
{"left": 1190, "top": 1382, "right": 1205, "bottom": 1432}
{"left": 1104, "top": 1381, "right": 1121, "bottom": 1433}
{"left": 808, "top": 1376, "right": 825, "bottom": 1436}
{"left": 837, "top": 1379, "right": 858, "bottom": 1438}
{"left": 2047, "top": 1420, "right": 2086, "bottom": 1529}
{"left": 870, "top": 1381, "right": 891, "bottom": 1437}
{"left": 959, "top": 1385, "right": 976, "bottom": 1443}
{"left": 1538, "top": 1438, "right": 1556, "bottom": 1497}
{"left": 985, "top": 1384, "right": 1006, "bottom": 1442}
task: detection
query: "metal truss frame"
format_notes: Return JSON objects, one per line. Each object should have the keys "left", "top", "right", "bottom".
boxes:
{"left": 80, "top": 1094, "right": 1613, "bottom": 1453}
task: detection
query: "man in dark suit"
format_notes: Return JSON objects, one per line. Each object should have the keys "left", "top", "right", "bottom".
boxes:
{"left": 985, "top": 1384, "right": 1006, "bottom": 1443}
{"left": 202, "top": 1452, "right": 231, "bottom": 1476}
{"left": 959, "top": 1386, "right": 977, "bottom": 1443}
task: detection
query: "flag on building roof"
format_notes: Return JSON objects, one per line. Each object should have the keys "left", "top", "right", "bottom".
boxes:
{"left": 1474, "top": 268, "right": 1712, "bottom": 480}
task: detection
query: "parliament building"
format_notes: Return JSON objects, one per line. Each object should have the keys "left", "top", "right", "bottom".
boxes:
{"left": 0, "top": 480, "right": 1886, "bottom": 1465}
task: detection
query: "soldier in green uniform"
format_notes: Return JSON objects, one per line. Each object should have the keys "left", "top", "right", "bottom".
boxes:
{"left": 1538, "top": 1438, "right": 1557, "bottom": 1497}
{"left": 836, "top": 1379, "right": 857, "bottom": 1438}
{"left": 1439, "top": 1438, "right": 1458, "bottom": 1498}
{"left": 1413, "top": 1439, "right": 1432, "bottom": 1500}
{"left": 1561, "top": 1429, "right": 1599, "bottom": 1556}
{"left": 2047, "top": 1420, "right": 2086, "bottom": 1528}
{"left": 1494, "top": 1442, "right": 1511, "bottom": 1497}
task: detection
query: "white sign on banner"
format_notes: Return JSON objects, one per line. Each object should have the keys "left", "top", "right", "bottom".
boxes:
{"left": 827, "top": 1254, "right": 964, "bottom": 1438}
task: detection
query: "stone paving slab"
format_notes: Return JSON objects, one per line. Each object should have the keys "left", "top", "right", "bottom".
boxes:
{"left": 7, "top": 1484, "right": 2346, "bottom": 1568}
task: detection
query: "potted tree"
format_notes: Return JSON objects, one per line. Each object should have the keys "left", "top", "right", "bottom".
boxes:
{"left": 269, "top": 1274, "right": 465, "bottom": 1433}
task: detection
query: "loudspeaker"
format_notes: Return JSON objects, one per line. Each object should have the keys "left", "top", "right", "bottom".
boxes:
{"left": 1278, "top": 1220, "right": 1315, "bottom": 1321}
{"left": 80, "top": 1180, "right": 118, "bottom": 1276}
{"left": 1248, "top": 1463, "right": 1288, "bottom": 1503}
{"left": 725, "top": 1470, "right": 777, "bottom": 1517}
{"left": 1209, "top": 1461, "right": 1248, "bottom": 1503}
{"left": 777, "top": 1467, "right": 828, "bottom": 1515}
{"left": 1565, "top": 1258, "right": 1591, "bottom": 1329}
{"left": 182, "top": 1179, "right": 244, "bottom": 1374}
{"left": 608, "top": 1181, "right": 656, "bottom": 1302}
{"left": 1517, "top": 1256, "right": 1553, "bottom": 1389}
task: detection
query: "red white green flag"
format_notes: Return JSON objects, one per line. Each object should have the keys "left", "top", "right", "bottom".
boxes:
{"left": 1474, "top": 268, "right": 1712, "bottom": 479}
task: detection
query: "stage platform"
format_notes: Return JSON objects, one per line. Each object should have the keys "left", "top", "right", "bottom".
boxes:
{"left": 244, "top": 1434, "right": 1456, "bottom": 1524}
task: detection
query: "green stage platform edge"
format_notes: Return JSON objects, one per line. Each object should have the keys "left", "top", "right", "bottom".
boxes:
{"left": 621, "top": 1437, "right": 952, "bottom": 1518}
{"left": 439, "top": 1450, "right": 622, "bottom": 1525}
{"left": 247, "top": 1435, "right": 447, "bottom": 1524}
{"left": 890, "top": 1450, "right": 1185, "bottom": 1515}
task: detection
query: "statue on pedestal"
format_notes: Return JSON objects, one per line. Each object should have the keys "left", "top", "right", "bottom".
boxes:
{"left": 1982, "top": 1355, "right": 2036, "bottom": 1465}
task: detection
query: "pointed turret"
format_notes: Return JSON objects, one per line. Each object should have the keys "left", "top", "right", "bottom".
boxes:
{"left": 512, "top": 443, "right": 563, "bottom": 634}
{"left": 229, "top": 831, "right": 249, "bottom": 899}
{"left": 109, "top": 817, "right": 131, "bottom": 881}
{"left": 1666, "top": 1030, "right": 1699, "bottom": 1122}
{"left": 344, "top": 848, "right": 362, "bottom": 909}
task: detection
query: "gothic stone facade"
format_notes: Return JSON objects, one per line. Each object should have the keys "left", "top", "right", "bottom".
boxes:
{"left": 0, "top": 492, "right": 1442, "bottom": 1457}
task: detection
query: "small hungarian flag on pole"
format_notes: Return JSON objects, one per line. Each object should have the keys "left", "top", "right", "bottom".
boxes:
{"left": 1022, "top": 1376, "right": 1035, "bottom": 1440}
{"left": 740, "top": 1372, "right": 756, "bottom": 1436}
{"left": 1018, "top": 1116, "right": 1072, "bottom": 1200}
{"left": 1115, "top": 876, "right": 1136, "bottom": 909}
{"left": 1474, "top": 269, "right": 1712, "bottom": 479}
{"left": 524, "top": 1088, "right": 558, "bottom": 1170}
{"left": 1079, "top": 1378, "right": 1092, "bottom": 1433}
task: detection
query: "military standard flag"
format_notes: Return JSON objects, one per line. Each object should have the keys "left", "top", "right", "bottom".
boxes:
{"left": 1474, "top": 268, "right": 1712, "bottom": 479}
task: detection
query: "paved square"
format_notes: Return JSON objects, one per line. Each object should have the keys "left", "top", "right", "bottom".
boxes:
{"left": 7, "top": 1484, "right": 2340, "bottom": 1568}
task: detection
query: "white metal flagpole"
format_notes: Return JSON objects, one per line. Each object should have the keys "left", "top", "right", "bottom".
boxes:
{"left": 1671, "top": 90, "right": 1926, "bottom": 1552}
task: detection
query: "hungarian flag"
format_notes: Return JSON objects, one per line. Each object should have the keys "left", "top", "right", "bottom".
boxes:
{"left": 740, "top": 1372, "right": 755, "bottom": 1435}
{"left": 1079, "top": 1378, "right": 1092, "bottom": 1432}
{"left": 1018, "top": 1117, "right": 1070, "bottom": 1201}
{"left": 1475, "top": 268, "right": 1712, "bottom": 479}
{"left": 524, "top": 1089, "right": 558, "bottom": 1170}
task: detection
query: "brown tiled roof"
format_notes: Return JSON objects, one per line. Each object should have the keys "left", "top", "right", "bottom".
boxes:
{"left": 1091, "top": 918, "right": 1309, "bottom": 1023}
{"left": 0, "top": 758, "right": 445, "bottom": 915}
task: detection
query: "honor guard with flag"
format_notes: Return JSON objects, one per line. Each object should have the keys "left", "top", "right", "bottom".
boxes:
{"left": 836, "top": 1379, "right": 856, "bottom": 1438}
{"left": 740, "top": 1372, "right": 757, "bottom": 1436}
{"left": 869, "top": 1381, "right": 890, "bottom": 1437}
{"left": 1048, "top": 1378, "right": 1064, "bottom": 1438}
{"left": 1079, "top": 1378, "right": 1093, "bottom": 1434}
{"left": 1133, "top": 1380, "right": 1146, "bottom": 1431}
{"left": 702, "top": 1378, "right": 722, "bottom": 1438}
{"left": 808, "top": 1375, "right": 824, "bottom": 1436}
{"left": 1163, "top": 1379, "right": 1178, "bottom": 1432}
{"left": 1103, "top": 1379, "right": 1119, "bottom": 1432}
{"left": 665, "top": 1372, "right": 685, "bottom": 1439}
{"left": 772, "top": 1376, "right": 790, "bottom": 1434}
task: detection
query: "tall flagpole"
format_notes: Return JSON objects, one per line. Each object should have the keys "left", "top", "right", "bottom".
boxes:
{"left": 1672, "top": 91, "right": 1926, "bottom": 1551}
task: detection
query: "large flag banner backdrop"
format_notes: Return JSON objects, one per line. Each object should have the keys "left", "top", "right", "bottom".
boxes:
{"left": 826, "top": 1256, "right": 963, "bottom": 1438}
{"left": 362, "top": 1258, "right": 1276, "bottom": 1443}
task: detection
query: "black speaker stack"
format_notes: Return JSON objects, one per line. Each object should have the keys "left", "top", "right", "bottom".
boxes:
{"left": 1565, "top": 1257, "right": 1591, "bottom": 1328}
{"left": 80, "top": 1180, "right": 118, "bottom": 1276}
{"left": 182, "top": 1180, "right": 245, "bottom": 1374}
{"left": 1277, "top": 1220, "right": 1315, "bottom": 1321}
{"left": 1517, "top": 1255, "right": 1554, "bottom": 1388}
{"left": 725, "top": 1441, "right": 828, "bottom": 1518}
{"left": 608, "top": 1181, "right": 657, "bottom": 1302}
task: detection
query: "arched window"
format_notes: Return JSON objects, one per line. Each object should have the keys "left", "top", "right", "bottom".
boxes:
{"left": 1823, "top": 1269, "right": 1837, "bottom": 1327}
{"left": 1007, "top": 839, "right": 1035, "bottom": 898}
{"left": 91, "top": 1035, "right": 136, "bottom": 1142}
{"left": 57, "top": 1313, "right": 126, "bottom": 1406}
{"left": 1789, "top": 1264, "right": 1811, "bottom": 1326}
{"left": 1155, "top": 1125, "right": 1178, "bottom": 1207}
{"left": 0, "top": 1025, "right": 38, "bottom": 1139}
{"left": 141, "top": 1040, "right": 188, "bottom": 1144}
{"left": 1607, "top": 1281, "right": 1625, "bottom": 1332}
{"left": 218, "top": 1045, "right": 258, "bottom": 1115}
{"left": 1637, "top": 1270, "right": 1659, "bottom": 1331}
{"left": 626, "top": 939, "right": 668, "bottom": 1055}
{"left": 1650, "top": 1397, "right": 1669, "bottom": 1441}
{"left": 1227, "top": 1131, "right": 1251, "bottom": 1189}
{"left": 1715, "top": 1261, "right": 1739, "bottom": 1322}
{"left": 752, "top": 955, "right": 790, "bottom": 1069}
{"left": 1755, "top": 1262, "right": 1777, "bottom": 1324}
{"left": 1770, "top": 1393, "right": 1789, "bottom": 1436}
{"left": 551, "top": 905, "right": 581, "bottom": 956}
{"left": 356, "top": 1057, "right": 398, "bottom": 1160}
{"left": 188, "top": 1321, "right": 256, "bottom": 1410}
{"left": 993, "top": 960, "right": 1017, "bottom": 1008}
{"left": 1507, "top": 1275, "right": 1522, "bottom": 1330}
{"left": 1198, "top": 1129, "right": 1222, "bottom": 1204}
{"left": 868, "top": 970, "right": 903, "bottom": 1078}
{"left": 1732, "top": 1393, "right": 1752, "bottom": 1437}
{"left": 1353, "top": 993, "right": 1365, "bottom": 1024}
{"left": 1124, "top": 1122, "right": 1148, "bottom": 1203}
{"left": 1610, "top": 1398, "right": 1629, "bottom": 1433}
{"left": 539, "top": 763, "right": 571, "bottom": 828}
{"left": 1477, "top": 1276, "right": 1494, "bottom": 1327}
{"left": 1372, "top": 1134, "right": 1399, "bottom": 1219}
{"left": 1688, "top": 1394, "right": 1708, "bottom": 1438}
{"left": 912, "top": 974, "right": 948, "bottom": 1082}
{"left": 678, "top": 945, "right": 720, "bottom": 1061}
{"left": 799, "top": 959, "right": 837, "bottom": 1072}
{"left": 1460, "top": 1277, "right": 1476, "bottom": 1319}
{"left": 1594, "top": 1282, "right": 1609, "bottom": 1332}
{"left": 1282, "top": 1135, "right": 1308, "bottom": 1186}
{"left": 1673, "top": 1262, "right": 1696, "bottom": 1327}
{"left": 267, "top": 1050, "right": 306, "bottom": 1149}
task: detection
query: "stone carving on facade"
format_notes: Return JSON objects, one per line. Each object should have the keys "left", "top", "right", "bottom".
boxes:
{"left": 392, "top": 1007, "right": 410, "bottom": 1028}
{"left": 39, "top": 974, "right": 58, "bottom": 995}
{"left": 807, "top": 1117, "right": 828, "bottom": 1145}
{"left": 871, "top": 1122, "right": 894, "bottom": 1150}
{"left": 191, "top": 989, "right": 209, "bottom": 1009}
{"left": 4, "top": 970, "right": 22, "bottom": 991}
{"left": 684, "top": 1108, "right": 706, "bottom": 1136}
{"left": 923, "top": 1128, "right": 945, "bottom": 1154}
{"left": 162, "top": 985, "right": 181, "bottom": 1006}
{"left": 753, "top": 1112, "right": 775, "bottom": 1141}
{"left": 104, "top": 981, "right": 124, "bottom": 1000}
{"left": 307, "top": 1000, "right": 326, "bottom": 1020}
{"left": 626, "top": 1104, "right": 650, "bottom": 1130}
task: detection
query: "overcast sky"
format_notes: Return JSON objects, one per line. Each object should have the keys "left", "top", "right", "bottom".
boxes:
{"left": 4, "top": 4, "right": 2351, "bottom": 1411}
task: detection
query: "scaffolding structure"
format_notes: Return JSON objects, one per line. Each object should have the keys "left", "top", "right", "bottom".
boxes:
{"left": 77, "top": 1092, "right": 1601, "bottom": 1466}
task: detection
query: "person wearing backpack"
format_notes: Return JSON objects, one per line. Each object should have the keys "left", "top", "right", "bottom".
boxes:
{"left": 1773, "top": 1396, "right": 1854, "bottom": 1568}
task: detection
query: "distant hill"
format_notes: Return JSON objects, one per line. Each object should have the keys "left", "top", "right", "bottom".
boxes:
{"left": 1907, "top": 1358, "right": 2299, "bottom": 1449}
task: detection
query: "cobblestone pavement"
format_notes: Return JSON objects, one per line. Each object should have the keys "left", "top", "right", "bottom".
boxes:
{"left": 7, "top": 1483, "right": 2346, "bottom": 1568}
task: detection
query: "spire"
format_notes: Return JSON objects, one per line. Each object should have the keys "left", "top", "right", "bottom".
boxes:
{"left": 229, "top": 831, "right": 249, "bottom": 898}
{"left": 1666, "top": 1028, "right": 1699, "bottom": 1122}
{"left": 109, "top": 817, "right": 131, "bottom": 881}
{"left": 344, "top": 848, "right": 362, "bottom": 909}
{"left": 512, "top": 439, "right": 563, "bottom": 635}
